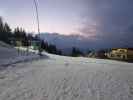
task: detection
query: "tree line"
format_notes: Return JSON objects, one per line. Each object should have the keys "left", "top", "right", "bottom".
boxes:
{"left": 0, "top": 16, "right": 99, "bottom": 57}
{"left": 0, "top": 16, "right": 62, "bottom": 55}
{"left": 0, "top": 17, "right": 30, "bottom": 46}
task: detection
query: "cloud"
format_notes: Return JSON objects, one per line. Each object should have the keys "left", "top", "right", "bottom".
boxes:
{"left": 78, "top": 0, "right": 133, "bottom": 47}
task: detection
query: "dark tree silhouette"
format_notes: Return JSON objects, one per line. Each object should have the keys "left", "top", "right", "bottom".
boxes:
{"left": 13, "top": 27, "right": 30, "bottom": 46}
{"left": 0, "top": 17, "right": 12, "bottom": 44}
{"left": 47, "top": 44, "right": 57, "bottom": 54}
{"left": 71, "top": 47, "right": 83, "bottom": 57}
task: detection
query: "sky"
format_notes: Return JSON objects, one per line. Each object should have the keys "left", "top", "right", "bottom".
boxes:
{"left": 0, "top": 0, "right": 86, "bottom": 34}
{"left": 0, "top": 0, "right": 133, "bottom": 48}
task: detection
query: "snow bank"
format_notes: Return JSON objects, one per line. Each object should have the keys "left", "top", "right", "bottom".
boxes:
{"left": 0, "top": 41, "right": 47, "bottom": 67}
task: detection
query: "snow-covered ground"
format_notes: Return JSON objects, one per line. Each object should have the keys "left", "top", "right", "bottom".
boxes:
{"left": 0, "top": 49, "right": 133, "bottom": 100}
{"left": 0, "top": 42, "right": 45, "bottom": 67}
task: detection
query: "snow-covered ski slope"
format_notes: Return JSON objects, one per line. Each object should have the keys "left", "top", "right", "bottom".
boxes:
{"left": 0, "top": 41, "right": 43, "bottom": 67}
{"left": 0, "top": 51, "right": 133, "bottom": 100}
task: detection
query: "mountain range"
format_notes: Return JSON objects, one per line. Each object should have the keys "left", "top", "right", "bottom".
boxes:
{"left": 38, "top": 32, "right": 131, "bottom": 55}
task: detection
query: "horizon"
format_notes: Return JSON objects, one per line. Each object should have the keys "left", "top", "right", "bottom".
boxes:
{"left": 0, "top": 0, "right": 133, "bottom": 48}
{"left": 0, "top": 0, "right": 85, "bottom": 35}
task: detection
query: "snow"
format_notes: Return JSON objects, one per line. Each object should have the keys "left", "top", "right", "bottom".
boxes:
{"left": 0, "top": 42, "right": 133, "bottom": 100}
{"left": 0, "top": 42, "right": 45, "bottom": 67}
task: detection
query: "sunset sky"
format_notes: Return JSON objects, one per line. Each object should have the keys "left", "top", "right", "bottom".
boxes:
{"left": 0, "top": 0, "right": 133, "bottom": 47}
{"left": 0, "top": 0, "right": 88, "bottom": 35}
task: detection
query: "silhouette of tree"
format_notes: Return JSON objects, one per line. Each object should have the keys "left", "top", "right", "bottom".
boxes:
{"left": 47, "top": 44, "right": 57, "bottom": 54}
{"left": 13, "top": 27, "right": 30, "bottom": 46}
{"left": 0, "top": 17, "right": 12, "bottom": 44}
{"left": 71, "top": 47, "right": 83, "bottom": 57}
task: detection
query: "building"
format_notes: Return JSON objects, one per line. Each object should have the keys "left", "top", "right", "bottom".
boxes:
{"left": 106, "top": 48, "right": 133, "bottom": 60}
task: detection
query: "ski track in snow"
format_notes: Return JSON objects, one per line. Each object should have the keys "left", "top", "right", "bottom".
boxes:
{"left": 0, "top": 54, "right": 133, "bottom": 100}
